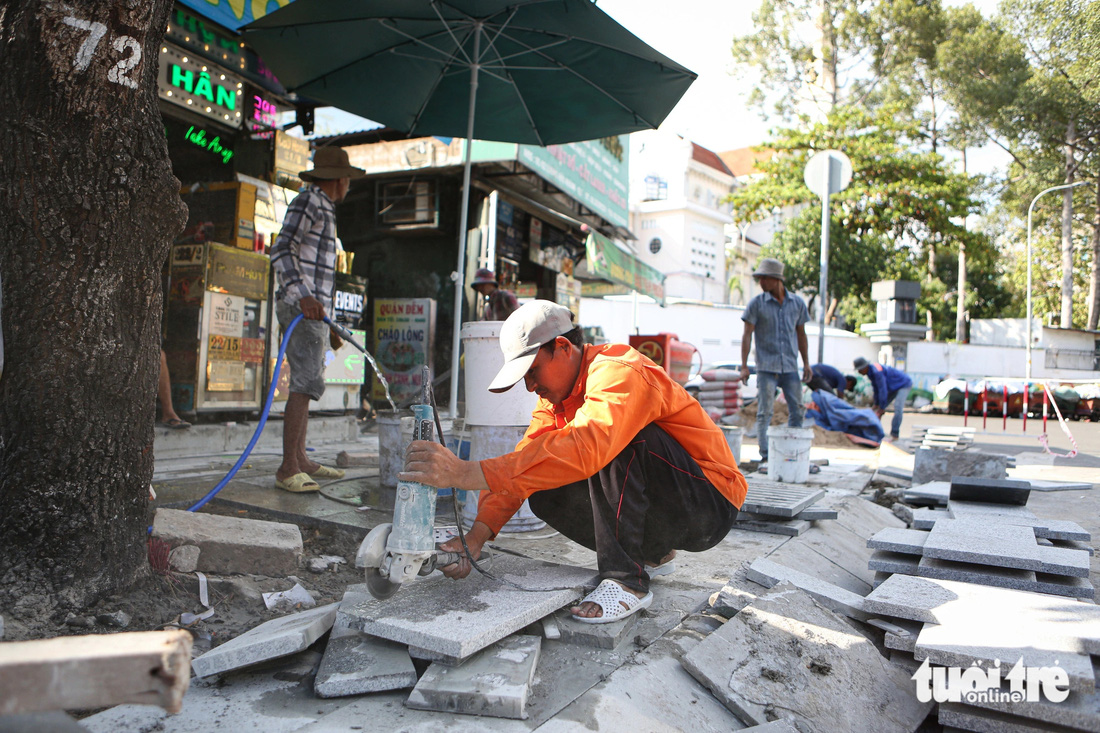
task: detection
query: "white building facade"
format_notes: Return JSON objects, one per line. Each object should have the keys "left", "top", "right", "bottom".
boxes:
{"left": 629, "top": 130, "right": 735, "bottom": 303}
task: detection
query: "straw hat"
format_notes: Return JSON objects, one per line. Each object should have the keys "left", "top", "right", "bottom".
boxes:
{"left": 299, "top": 146, "right": 366, "bottom": 182}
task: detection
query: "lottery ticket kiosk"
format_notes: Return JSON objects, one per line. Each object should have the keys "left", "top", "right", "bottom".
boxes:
{"left": 164, "top": 242, "right": 271, "bottom": 413}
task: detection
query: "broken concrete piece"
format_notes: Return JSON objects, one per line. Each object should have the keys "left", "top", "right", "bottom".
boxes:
{"left": 540, "top": 616, "right": 561, "bottom": 640}
{"left": 168, "top": 544, "right": 200, "bottom": 573}
{"left": 949, "top": 476, "right": 1031, "bottom": 506}
{"left": 344, "top": 555, "right": 597, "bottom": 660}
{"left": 681, "top": 584, "right": 931, "bottom": 731}
{"left": 912, "top": 448, "right": 1008, "bottom": 484}
{"left": 553, "top": 608, "right": 638, "bottom": 649}
{"left": 152, "top": 508, "right": 303, "bottom": 577}
{"left": 191, "top": 602, "right": 338, "bottom": 678}
{"left": 709, "top": 569, "right": 760, "bottom": 618}
{"left": 405, "top": 635, "right": 542, "bottom": 720}
{"left": 745, "top": 558, "right": 871, "bottom": 621}
{"left": 336, "top": 450, "right": 378, "bottom": 467}
{"left": 0, "top": 630, "right": 192, "bottom": 715}
{"left": 314, "top": 585, "right": 415, "bottom": 698}
{"left": 96, "top": 611, "right": 131, "bottom": 628}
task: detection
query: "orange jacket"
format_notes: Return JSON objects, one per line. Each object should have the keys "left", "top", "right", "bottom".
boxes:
{"left": 476, "top": 343, "right": 747, "bottom": 535}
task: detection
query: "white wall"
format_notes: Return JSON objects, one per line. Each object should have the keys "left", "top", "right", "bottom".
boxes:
{"left": 907, "top": 341, "right": 1099, "bottom": 391}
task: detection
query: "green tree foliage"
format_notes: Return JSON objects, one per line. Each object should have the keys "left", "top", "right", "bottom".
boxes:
{"left": 730, "top": 106, "right": 1003, "bottom": 337}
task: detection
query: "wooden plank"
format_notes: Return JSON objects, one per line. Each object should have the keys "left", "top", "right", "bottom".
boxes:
{"left": 0, "top": 630, "right": 192, "bottom": 715}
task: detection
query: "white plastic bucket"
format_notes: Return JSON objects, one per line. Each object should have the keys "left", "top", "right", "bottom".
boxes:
{"left": 462, "top": 424, "right": 546, "bottom": 532}
{"left": 721, "top": 426, "right": 743, "bottom": 465}
{"left": 460, "top": 321, "right": 538, "bottom": 427}
{"left": 766, "top": 426, "right": 814, "bottom": 483}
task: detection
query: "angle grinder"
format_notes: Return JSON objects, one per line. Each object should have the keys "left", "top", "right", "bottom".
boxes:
{"left": 354, "top": 396, "right": 463, "bottom": 599}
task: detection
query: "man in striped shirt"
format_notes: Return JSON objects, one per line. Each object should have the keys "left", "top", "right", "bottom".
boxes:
{"left": 269, "top": 147, "right": 364, "bottom": 493}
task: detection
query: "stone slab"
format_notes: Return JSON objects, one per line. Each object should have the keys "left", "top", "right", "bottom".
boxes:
{"left": 939, "top": 703, "right": 1073, "bottom": 733}
{"left": 903, "top": 481, "right": 951, "bottom": 507}
{"left": 1028, "top": 479, "right": 1096, "bottom": 492}
{"left": 740, "top": 482, "right": 827, "bottom": 517}
{"left": 0, "top": 630, "right": 192, "bottom": 715}
{"left": 795, "top": 518, "right": 879, "bottom": 587}
{"left": 151, "top": 508, "right": 303, "bottom": 577}
{"left": 829, "top": 494, "right": 907, "bottom": 542}
{"left": 405, "top": 635, "right": 542, "bottom": 720}
{"left": 1053, "top": 539, "right": 1095, "bottom": 555}
{"left": 191, "top": 603, "right": 338, "bottom": 678}
{"left": 680, "top": 584, "right": 932, "bottom": 730}
{"left": 0, "top": 711, "right": 88, "bottom": 732}
{"left": 865, "top": 575, "right": 1100, "bottom": 672}
{"left": 730, "top": 518, "right": 810, "bottom": 536}
{"left": 868, "top": 550, "right": 921, "bottom": 575}
{"left": 919, "top": 501, "right": 1091, "bottom": 542}
{"left": 960, "top": 685, "right": 1100, "bottom": 732}
{"left": 950, "top": 476, "right": 1032, "bottom": 506}
{"left": 314, "top": 586, "right": 415, "bottom": 697}
{"left": 708, "top": 568, "right": 760, "bottom": 618}
{"left": 741, "top": 722, "right": 801, "bottom": 732}
{"left": 912, "top": 507, "right": 948, "bottom": 530}
{"left": 913, "top": 448, "right": 1008, "bottom": 485}
{"left": 745, "top": 558, "right": 871, "bottom": 621}
{"left": 344, "top": 555, "right": 597, "bottom": 659}
{"left": 793, "top": 507, "right": 839, "bottom": 520}
{"left": 918, "top": 556, "right": 1093, "bottom": 599}
{"left": 867, "top": 527, "right": 929, "bottom": 555}
{"left": 767, "top": 533, "right": 872, "bottom": 595}
{"left": 868, "top": 618, "right": 922, "bottom": 653}
{"left": 553, "top": 608, "right": 638, "bottom": 650}
{"left": 922, "top": 519, "right": 1051, "bottom": 573}
{"left": 916, "top": 620, "right": 1097, "bottom": 693}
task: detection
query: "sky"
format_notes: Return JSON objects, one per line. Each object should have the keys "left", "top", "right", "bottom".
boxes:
{"left": 314, "top": 0, "right": 1007, "bottom": 171}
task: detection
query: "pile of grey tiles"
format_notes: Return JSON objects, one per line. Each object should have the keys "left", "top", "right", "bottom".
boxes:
{"left": 862, "top": 476, "right": 1100, "bottom": 732}
{"left": 188, "top": 555, "right": 601, "bottom": 721}
{"left": 731, "top": 479, "right": 836, "bottom": 536}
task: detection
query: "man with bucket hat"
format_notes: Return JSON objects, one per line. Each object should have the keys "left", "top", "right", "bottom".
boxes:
{"left": 270, "top": 146, "right": 364, "bottom": 493}
{"left": 740, "top": 258, "right": 812, "bottom": 469}
{"left": 470, "top": 267, "right": 519, "bottom": 321}
{"left": 401, "top": 300, "right": 747, "bottom": 624}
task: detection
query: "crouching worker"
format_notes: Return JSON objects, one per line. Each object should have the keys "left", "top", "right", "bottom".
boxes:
{"left": 400, "top": 300, "right": 747, "bottom": 624}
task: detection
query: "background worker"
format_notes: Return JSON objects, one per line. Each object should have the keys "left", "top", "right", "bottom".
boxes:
{"left": 740, "top": 258, "right": 812, "bottom": 468}
{"left": 400, "top": 300, "right": 746, "bottom": 624}
{"left": 470, "top": 267, "right": 519, "bottom": 321}
{"left": 853, "top": 356, "right": 912, "bottom": 442}
{"left": 269, "top": 147, "right": 362, "bottom": 493}
{"left": 808, "top": 362, "right": 850, "bottom": 399}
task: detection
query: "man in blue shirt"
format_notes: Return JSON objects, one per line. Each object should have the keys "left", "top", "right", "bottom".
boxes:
{"left": 809, "top": 363, "right": 853, "bottom": 398}
{"left": 740, "top": 258, "right": 811, "bottom": 467}
{"left": 853, "top": 357, "right": 912, "bottom": 441}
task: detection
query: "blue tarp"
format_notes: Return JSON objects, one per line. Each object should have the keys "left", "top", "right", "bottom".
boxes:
{"left": 806, "top": 390, "right": 884, "bottom": 443}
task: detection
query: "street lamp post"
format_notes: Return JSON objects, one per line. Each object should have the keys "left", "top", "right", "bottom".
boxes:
{"left": 1025, "top": 180, "right": 1090, "bottom": 380}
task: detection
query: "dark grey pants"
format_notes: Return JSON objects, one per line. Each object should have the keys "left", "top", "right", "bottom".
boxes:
{"left": 527, "top": 423, "right": 737, "bottom": 593}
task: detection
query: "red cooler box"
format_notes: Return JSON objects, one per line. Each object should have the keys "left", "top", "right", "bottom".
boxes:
{"left": 629, "top": 333, "right": 698, "bottom": 385}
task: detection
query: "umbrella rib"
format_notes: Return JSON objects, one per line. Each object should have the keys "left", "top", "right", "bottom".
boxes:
{"left": 479, "top": 25, "right": 545, "bottom": 146}
{"left": 428, "top": 1, "right": 474, "bottom": 66}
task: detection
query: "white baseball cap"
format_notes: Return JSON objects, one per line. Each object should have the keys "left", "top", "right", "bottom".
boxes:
{"left": 487, "top": 300, "right": 575, "bottom": 393}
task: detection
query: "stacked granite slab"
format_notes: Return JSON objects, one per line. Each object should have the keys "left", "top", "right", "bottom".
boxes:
{"left": 731, "top": 479, "right": 833, "bottom": 536}
{"left": 863, "top": 574, "right": 1100, "bottom": 732}
{"left": 868, "top": 476, "right": 1094, "bottom": 600}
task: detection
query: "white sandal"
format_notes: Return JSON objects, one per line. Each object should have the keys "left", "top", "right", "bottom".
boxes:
{"left": 646, "top": 560, "right": 676, "bottom": 577}
{"left": 571, "top": 579, "right": 653, "bottom": 624}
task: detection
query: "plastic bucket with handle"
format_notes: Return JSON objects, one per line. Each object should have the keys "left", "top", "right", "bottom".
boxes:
{"left": 766, "top": 426, "right": 814, "bottom": 483}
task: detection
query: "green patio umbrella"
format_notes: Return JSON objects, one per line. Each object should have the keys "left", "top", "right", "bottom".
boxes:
{"left": 243, "top": 0, "right": 696, "bottom": 415}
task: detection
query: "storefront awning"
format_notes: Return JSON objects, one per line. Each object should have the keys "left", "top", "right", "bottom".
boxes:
{"left": 583, "top": 232, "right": 665, "bottom": 305}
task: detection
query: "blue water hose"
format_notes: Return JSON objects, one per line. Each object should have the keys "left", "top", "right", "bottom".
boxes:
{"left": 184, "top": 313, "right": 305, "bottom": 513}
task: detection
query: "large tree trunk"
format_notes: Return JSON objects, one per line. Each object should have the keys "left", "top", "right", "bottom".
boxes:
{"left": 1060, "top": 118, "right": 1076, "bottom": 328}
{"left": 0, "top": 0, "right": 185, "bottom": 616}
{"left": 1089, "top": 180, "right": 1100, "bottom": 331}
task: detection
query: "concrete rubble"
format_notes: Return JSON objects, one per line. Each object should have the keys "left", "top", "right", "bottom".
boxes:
{"left": 152, "top": 508, "right": 304, "bottom": 577}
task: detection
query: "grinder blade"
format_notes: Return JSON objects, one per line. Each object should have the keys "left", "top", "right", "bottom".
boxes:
{"left": 365, "top": 568, "right": 402, "bottom": 599}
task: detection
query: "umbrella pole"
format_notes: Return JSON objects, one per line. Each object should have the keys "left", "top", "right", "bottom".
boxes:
{"left": 449, "top": 24, "right": 482, "bottom": 419}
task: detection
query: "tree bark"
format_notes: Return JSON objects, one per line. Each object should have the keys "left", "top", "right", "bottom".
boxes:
{"left": 1060, "top": 118, "right": 1076, "bottom": 328}
{"left": 0, "top": 0, "right": 185, "bottom": 615}
{"left": 1089, "top": 180, "right": 1100, "bottom": 331}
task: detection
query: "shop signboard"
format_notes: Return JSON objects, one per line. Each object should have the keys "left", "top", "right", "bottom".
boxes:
{"left": 158, "top": 43, "right": 245, "bottom": 128}
{"left": 371, "top": 298, "right": 436, "bottom": 405}
{"left": 169, "top": 3, "right": 287, "bottom": 95}
{"left": 209, "top": 294, "right": 245, "bottom": 337}
{"left": 177, "top": 0, "right": 287, "bottom": 32}
{"left": 206, "top": 243, "right": 269, "bottom": 301}
{"left": 274, "top": 131, "right": 310, "bottom": 189}
{"left": 585, "top": 231, "right": 665, "bottom": 304}
{"left": 517, "top": 137, "right": 629, "bottom": 228}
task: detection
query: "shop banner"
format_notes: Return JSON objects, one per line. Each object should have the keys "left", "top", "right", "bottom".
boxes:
{"left": 584, "top": 232, "right": 665, "bottom": 305}
{"left": 178, "top": 0, "right": 293, "bottom": 31}
{"left": 371, "top": 298, "right": 437, "bottom": 405}
{"left": 158, "top": 44, "right": 246, "bottom": 128}
{"left": 518, "top": 137, "right": 629, "bottom": 228}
